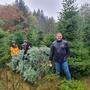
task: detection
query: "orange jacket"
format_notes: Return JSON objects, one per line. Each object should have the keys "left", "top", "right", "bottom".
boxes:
{"left": 10, "top": 47, "right": 20, "bottom": 56}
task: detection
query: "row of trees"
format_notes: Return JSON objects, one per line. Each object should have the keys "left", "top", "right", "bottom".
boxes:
{"left": 15, "top": 0, "right": 56, "bottom": 34}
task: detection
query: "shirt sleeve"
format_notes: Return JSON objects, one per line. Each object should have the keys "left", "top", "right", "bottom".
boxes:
{"left": 65, "top": 42, "right": 70, "bottom": 57}
{"left": 49, "top": 44, "right": 54, "bottom": 61}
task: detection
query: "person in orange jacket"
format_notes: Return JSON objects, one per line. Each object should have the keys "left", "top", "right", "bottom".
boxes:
{"left": 10, "top": 41, "right": 20, "bottom": 57}
{"left": 10, "top": 41, "right": 20, "bottom": 72}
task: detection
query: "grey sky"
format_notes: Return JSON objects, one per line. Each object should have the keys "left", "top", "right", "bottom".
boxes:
{"left": 0, "top": 0, "right": 90, "bottom": 20}
{"left": 26, "top": 0, "right": 60, "bottom": 20}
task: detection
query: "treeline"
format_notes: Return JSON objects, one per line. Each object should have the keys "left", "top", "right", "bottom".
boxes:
{"left": 0, "top": 0, "right": 56, "bottom": 34}
{"left": 15, "top": 0, "right": 56, "bottom": 33}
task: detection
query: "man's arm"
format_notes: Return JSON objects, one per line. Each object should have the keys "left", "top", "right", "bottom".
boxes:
{"left": 65, "top": 42, "right": 70, "bottom": 58}
{"left": 49, "top": 44, "right": 54, "bottom": 61}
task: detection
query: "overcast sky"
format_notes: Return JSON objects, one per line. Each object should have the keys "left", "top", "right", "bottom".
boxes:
{"left": 0, "top": 0, "right": 90, "bottom": 20}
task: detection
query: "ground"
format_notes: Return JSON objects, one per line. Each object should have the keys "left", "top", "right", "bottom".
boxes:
{"left": 0, "top": 67, "right": 90, "bottom": 90}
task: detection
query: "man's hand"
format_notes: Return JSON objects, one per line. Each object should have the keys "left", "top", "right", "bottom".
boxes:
{"left": 48, "top": 61, "right": 52, "bottom": 67}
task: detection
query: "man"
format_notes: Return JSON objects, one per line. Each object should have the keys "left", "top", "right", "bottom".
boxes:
{"left": 21, "top": 40, "right": 30, "bottom": 55}
{"left": 21, "top": 40, "right": 30, "bottom": 59}
{"left": 49, "top": 32, "right": 71, "bottom": 80}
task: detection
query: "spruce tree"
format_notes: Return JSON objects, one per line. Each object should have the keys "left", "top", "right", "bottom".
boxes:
{"left": 15, "top": 0, "right": 28, "bottom": 15}
{"left": 58, "top": 0, "right": 78, "bottom": 41}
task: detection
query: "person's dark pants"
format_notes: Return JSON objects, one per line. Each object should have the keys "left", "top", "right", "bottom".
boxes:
{"left": 11, "top": 56, "right": 18, "bottom": 71}
{"left": 55, "top": 60, "right": 71, "bottom": 80}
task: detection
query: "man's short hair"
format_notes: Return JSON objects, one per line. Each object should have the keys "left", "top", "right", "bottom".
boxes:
{"left": 56, "top": 32, "right": 62, "bottom": 36}
{"left": 24, "top": 40, "right": 27, "bottom": 42}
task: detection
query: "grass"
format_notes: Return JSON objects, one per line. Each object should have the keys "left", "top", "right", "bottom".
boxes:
{"left": 0, "top": 67, "right": 89, "bottom": 90}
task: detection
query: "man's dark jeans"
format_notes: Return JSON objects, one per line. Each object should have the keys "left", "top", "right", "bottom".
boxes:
{"left": 55, "top": 60, "right": 71, "bottom": 80}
